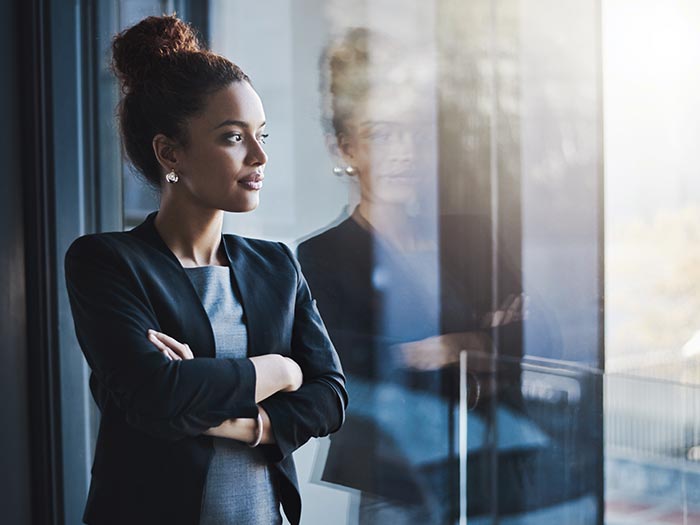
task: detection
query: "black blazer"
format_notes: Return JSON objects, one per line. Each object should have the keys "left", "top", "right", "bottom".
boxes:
{"left": 297, "top": 212, "right": 588, "bottom": 518}
{"left": 64, "top": 210, "right": 347, "bottom": 525}
{"left": 297, "top": 214, "right": 467, "bottom": 506}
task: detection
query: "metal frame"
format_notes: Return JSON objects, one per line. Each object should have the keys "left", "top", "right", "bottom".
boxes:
{"left": 17, "top": 0, "right": 64, "bottom": 523}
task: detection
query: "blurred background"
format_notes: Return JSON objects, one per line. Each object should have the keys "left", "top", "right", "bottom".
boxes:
{"left": 1, "top": 0, "right": 698, "bottom": 523}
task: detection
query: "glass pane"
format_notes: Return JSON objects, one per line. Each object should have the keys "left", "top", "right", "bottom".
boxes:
{"left": 208, "top": 1, "right": 604, "bottom": 523}
{"left": 603, "top": 0, "right": 700, "bottom": 523}
{"left": 101, "top": 0, "right": 700, "bottom": 523}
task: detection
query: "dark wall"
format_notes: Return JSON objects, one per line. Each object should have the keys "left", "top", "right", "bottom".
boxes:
{"left": 0, "top": 0, "right": 32, "bottom": 523}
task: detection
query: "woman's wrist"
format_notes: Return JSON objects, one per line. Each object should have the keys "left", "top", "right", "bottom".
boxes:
{"left": 250, "top": 354, "right": 299, "bottom": 402}
{"left": 201, "top": 406, "right": 275, "bottom": 445}
{"left": 247, "top": 410, "right": 264, "bottom": 447}
{"left": 258, "top": 405, "right": 275, "bottom": 444}
{"left": 203, "top": 416, "right": 258, "bottom": 443}
{"left": 281, "top": 356, "right": 303, "bottom": 392}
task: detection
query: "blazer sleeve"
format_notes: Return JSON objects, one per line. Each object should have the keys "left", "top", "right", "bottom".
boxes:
{"left": 257, "top": 243, "right": 348, "bottom": 462}
{"left": 64, "top": 234, "right": 259, "bottom": 441}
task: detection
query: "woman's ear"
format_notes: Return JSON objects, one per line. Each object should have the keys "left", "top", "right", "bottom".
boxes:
{"left": 152, "top": 134, "right": 179, "bottom": 173}
{"left": 324, "top": 133, "right": 340, "bottom": 158}
{"left": 335, "top": 131, "right": 356, "bottom": 165}
{"left": 324, "top": 133, "right": 344, "bottom": 165}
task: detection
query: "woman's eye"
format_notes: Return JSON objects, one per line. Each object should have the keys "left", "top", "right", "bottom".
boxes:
{"left": 258, "top": 133, "right": 269, "bottom": 144}
{"left": 226, "top": 133, "right": 243, "bottom": 144}
{"left": 370, "top": 131, "right": 389, "bottom": 141}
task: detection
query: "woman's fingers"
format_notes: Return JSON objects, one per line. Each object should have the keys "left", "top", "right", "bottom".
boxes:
{"left": 481, "top": 296, "right": 514, "bottom": 328}
{"left": 147, "top": 331, "right": 180, "bottom": 360}
{"left": 147, "top": 329, "right": 194, "bottom": 360}
{"left": 482, "top": 293, "right": 528, "bottom": 327}
{"left": 502, "top": 294, "right": 522, "bottom": 325}
{"left": 152, "top": 330, "right": 194, "bottom": 359}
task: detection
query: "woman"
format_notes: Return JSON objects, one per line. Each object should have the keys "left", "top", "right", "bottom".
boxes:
{"left": 64, "top": 14, "right": 347, "bottom": 525}
{"left": 297, "top": 28, "right": 571, "bottom": 524}
{"left": 298, "top": 27, "right": 492, "bottom": 524}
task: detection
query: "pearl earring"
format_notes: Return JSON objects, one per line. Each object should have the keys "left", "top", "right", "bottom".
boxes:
{"left": 165, "top": 169, "right": 179, "bottom": 183}
{"left": 333, "top": 165, "right": 357, "bottom": 177}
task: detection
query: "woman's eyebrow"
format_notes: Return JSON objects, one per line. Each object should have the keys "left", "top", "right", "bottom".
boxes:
{"left": 212, "top": 119, "right": 266, "bottom": 131}
{"left": 358, "top": 120, "right": 396, "bottom": 129}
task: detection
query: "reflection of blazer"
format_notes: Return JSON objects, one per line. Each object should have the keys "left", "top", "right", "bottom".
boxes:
{"left": 64, "top": 210, "right": 347, "bottom": 525}
{"left": 297, "top": 213, "right": 478, "bottom": 507}
{"left": 298, "top": 212, "right": 594, "bottom": 518}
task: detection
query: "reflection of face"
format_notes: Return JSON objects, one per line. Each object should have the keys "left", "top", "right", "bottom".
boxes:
{"left": 176, "top": 81, "right": 268, "bottom": 213}
{"left": 339, "top": 86, "right": 419, "bottom": 205}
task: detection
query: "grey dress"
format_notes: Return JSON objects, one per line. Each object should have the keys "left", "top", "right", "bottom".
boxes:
{"left": 184, "top": 265, "right": 282, "bottom": 525}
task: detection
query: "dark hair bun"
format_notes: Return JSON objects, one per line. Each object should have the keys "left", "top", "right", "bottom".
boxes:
{"left": 111, "top": 14, "right": 202, "bottom": 93}
{"left": 111, "top": 14, "right": 250, "bottom": 190}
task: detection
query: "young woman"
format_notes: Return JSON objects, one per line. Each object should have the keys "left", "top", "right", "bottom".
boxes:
{"left": 297, "top": 28, "right": 556, "bottom": 524}
{"left": 64, "top": 14, "right": 347, "bottom": 525}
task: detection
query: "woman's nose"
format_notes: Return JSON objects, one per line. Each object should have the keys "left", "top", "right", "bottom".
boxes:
{"left": 247, "top": 138, "right": 268, "bottom": 166}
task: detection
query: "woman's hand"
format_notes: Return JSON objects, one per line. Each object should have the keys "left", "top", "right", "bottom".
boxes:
{"left": 249, "top": 355, "right": 303, "bottom": 403}
{"left": 203, "top": 415, "right": 258, "bottom": 442}
{"left": 395, "top": 331, "right": 494, "bottom": 371}
{"left": 147, "top": 329, "right": 194, "bottom": 360}
{"left": 146, "top": 329, "right": 281, "bottom": 444}
{"left": 480, "top": 293, "right": 529, "bottom": 328}
{"left": 147, "top": 328, "right": 302, "bottom": 401}
{"left": 203, "top": 406, "right": 276, "bottom": 445}
{"left": 395, "top": 294, "right": 529, "bottom": 371}
{"left": 281, "top": 356, "right": 303, "bottom": 392}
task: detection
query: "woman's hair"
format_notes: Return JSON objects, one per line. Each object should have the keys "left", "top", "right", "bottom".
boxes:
{"left": 319, "top": 28, "right": 372, "bottom": 137}
{"left": 111, "top": 14, "right": 249, "bottom": 190}
{"left": 319, "top": 28, "right": 428, "bottom": 139}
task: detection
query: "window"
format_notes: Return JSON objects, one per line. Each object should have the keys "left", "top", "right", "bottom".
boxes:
{"left": 55, "top": 1, "right": 699, "bottom": 523}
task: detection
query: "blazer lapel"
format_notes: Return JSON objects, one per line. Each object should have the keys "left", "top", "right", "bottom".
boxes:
{"left": 129, "top": 210, "right": 180, "bottom": 263}
{"left": 128, "top": 210, "right": 217, "bottom": 358}
{"left": 221, "top": 234, "right": 266, "bottom": 358}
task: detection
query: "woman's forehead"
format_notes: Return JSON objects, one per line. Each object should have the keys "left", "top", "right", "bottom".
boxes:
{"left": 199, "top": 82, "right": 266, "bottom": 130}
{"left": 352, "top": 87, "right": 422, "bottom": 125}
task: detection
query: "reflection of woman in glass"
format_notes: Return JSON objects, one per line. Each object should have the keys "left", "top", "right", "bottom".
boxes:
{"left": 64, "top": 15, "right": 346, "bottom": 525}
{"left": 297, "top": 28, "right": 504, "bottom": 523}
{"left": 298, "top": 28, "right": 582, "bottom": 524}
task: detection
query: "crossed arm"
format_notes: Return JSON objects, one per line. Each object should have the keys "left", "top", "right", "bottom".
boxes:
{"left": 65, "top": 235, "right": 347, "bottom": 458}
{"left": 147, "top": 330, "right": 301, "bottom": 445}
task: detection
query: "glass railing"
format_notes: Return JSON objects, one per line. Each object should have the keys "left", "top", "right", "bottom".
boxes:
{"left": 604, "top": 373, "right": 700, "bottom": 525}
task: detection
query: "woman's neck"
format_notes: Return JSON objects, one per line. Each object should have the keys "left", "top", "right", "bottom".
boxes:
{"left": 154, "top": 199, "right": 227, "bottom": 267}
{"left": 355, "top": 200, "right": 421, "bottom": 252}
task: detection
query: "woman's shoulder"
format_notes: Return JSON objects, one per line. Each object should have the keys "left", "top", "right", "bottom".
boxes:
{"left": 223, "top": 232, "right": 290, "bottom": 256}
{"left": 65, "top": 231, "right": 133, "bottom": 261}
{"left": 222, "top": 233, "right": 299, "bottom": 274}
{"left": 296, "top": 217, "right": 370, "bottom": 275}
{"left": 63, "top": 232, "right": 144, "bottom": 288}
{"left": 221, "top": 234, "right": 306, "bottom": 297}
{"left": 298, "top": 217, "right": 365, "bottom": 256}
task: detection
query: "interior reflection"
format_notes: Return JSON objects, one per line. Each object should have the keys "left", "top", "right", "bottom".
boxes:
{"left": 293, "top": 26, "right": 600, "bottom": 524}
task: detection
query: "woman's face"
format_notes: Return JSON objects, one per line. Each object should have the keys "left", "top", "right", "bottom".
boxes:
{"left": 337, "top": 84, "right": 419, "bottom": 206}
{"left": 174, "top": 81, "right": 268, "bottom": 213}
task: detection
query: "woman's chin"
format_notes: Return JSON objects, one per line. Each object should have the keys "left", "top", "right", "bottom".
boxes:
{"left": 225, "top": 195, "right": 260, "bottom": 213}
{"left": 372, "top": 186, "right": 417, "bottom": 206}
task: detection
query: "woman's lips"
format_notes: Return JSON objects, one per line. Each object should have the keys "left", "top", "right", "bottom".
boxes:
{"left": 378, "top": 173, "right": 416, "bottom": 184}
{"left": 238, "top": 173, "right": 264, "bottom": 191}
{"left": 239, "top": 180, "right": 263, "bottom": 191}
